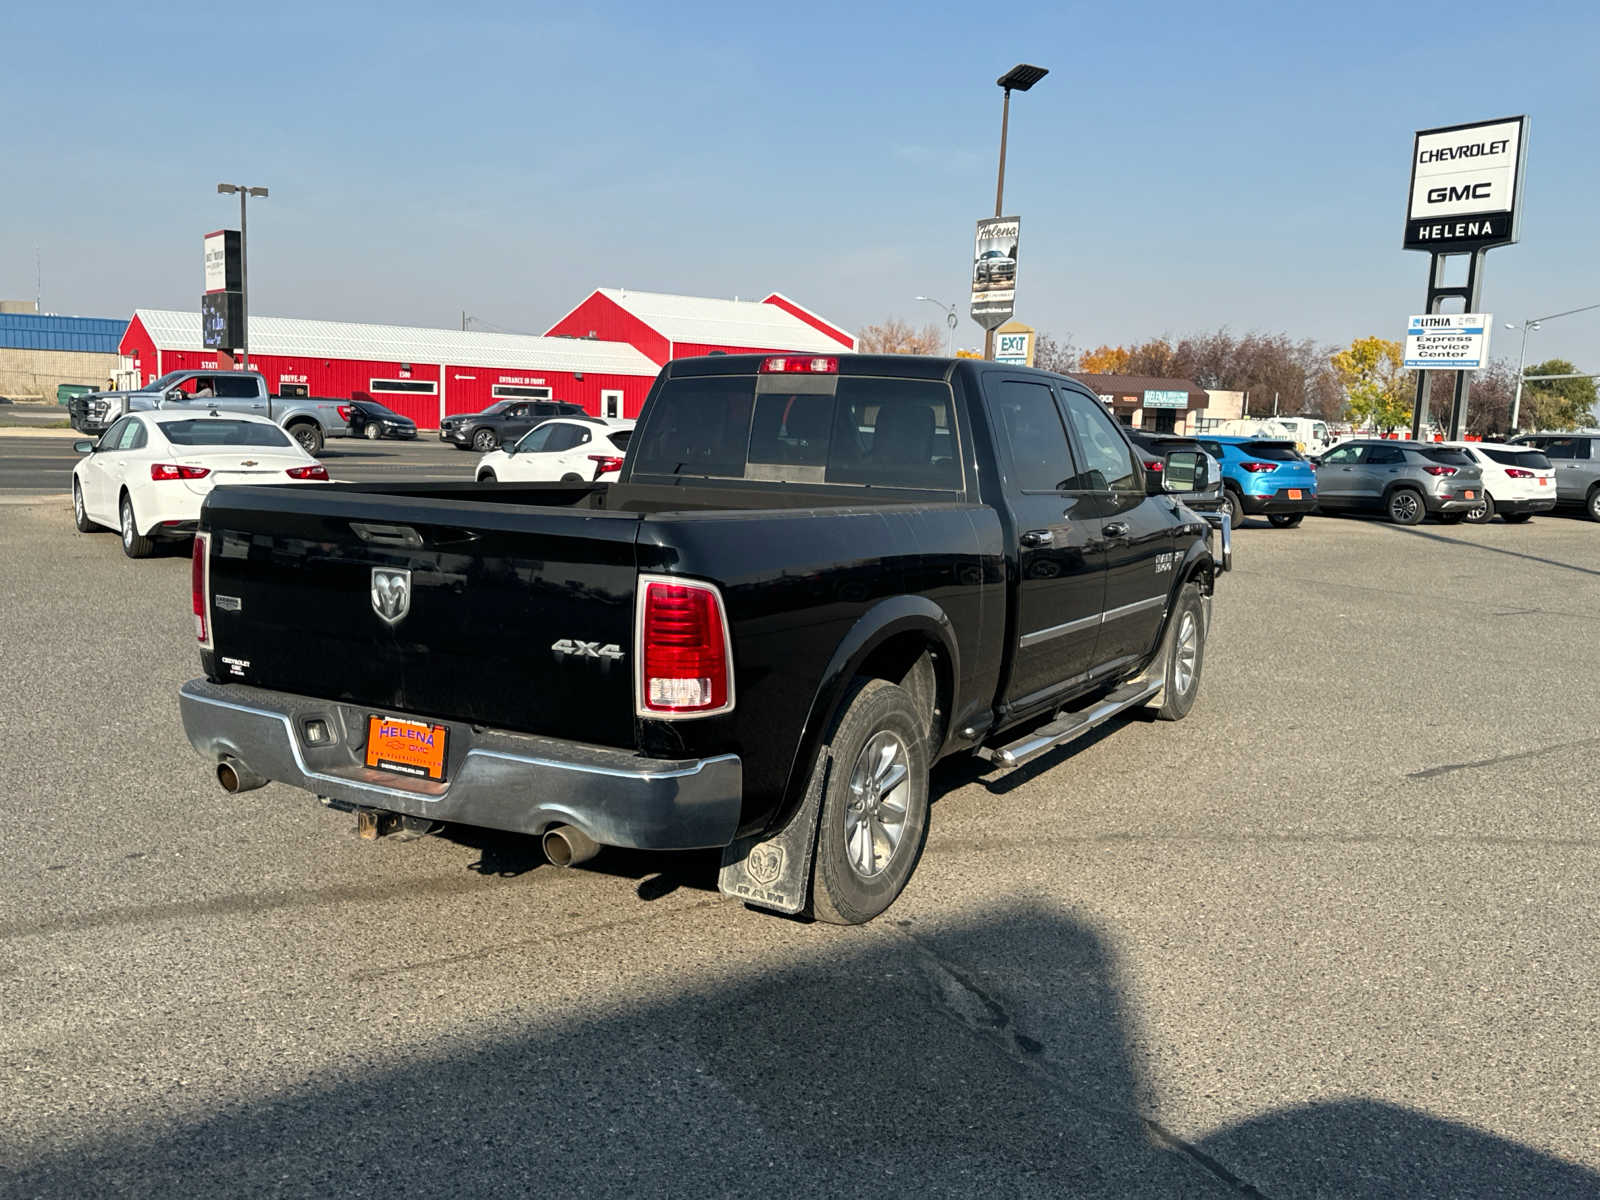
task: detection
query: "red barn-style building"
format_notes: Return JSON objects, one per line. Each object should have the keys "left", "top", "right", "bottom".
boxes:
{"left": 117, "top": 290, "right": 854, "bottom": 428}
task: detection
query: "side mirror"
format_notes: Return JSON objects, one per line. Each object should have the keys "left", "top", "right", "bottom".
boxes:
{"left": 74, "top": 439, "right": 97, "bottom": 454}
{"left": 1162, "top": 450, "right": 1208, "bottom": 494}
{"left": 166, "top": 389, "right": 185, "bottom": 404}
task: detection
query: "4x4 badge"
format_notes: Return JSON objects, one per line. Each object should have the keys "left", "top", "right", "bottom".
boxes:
{"left": 371, "top": 568, "right": 412, "bottom": 625}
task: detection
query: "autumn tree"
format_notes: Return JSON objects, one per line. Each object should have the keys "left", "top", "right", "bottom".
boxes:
{"left": 1078, "top": 344, "right": 1131, "bottom": 375}
{"left": 1331, "top": 337, "right": 1413, "bottom": 433}
{"left": 856, "top": 318, "right": 945, "bottom": 355}
{"left": 1520, "top": 359, "right": 1597, "bottom": 431}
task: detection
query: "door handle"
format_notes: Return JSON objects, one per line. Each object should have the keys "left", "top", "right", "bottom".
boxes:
{"left": 1020, "top": 529, "right": 1054, "bottom": 548}
{"left": 1101, "top": 522, "right": 1130, "bottom": 539}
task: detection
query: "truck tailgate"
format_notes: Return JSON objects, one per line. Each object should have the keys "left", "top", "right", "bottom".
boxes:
{"left": 200, "top": 485, "right": 642, "bottom": 748}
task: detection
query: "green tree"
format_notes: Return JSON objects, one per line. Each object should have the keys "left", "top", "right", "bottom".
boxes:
{"left": 1331, "top": 337, "right": 1413, "bottom": 432}
{"left": 1520, "top": 359, "right": 1597, "bottom": 431}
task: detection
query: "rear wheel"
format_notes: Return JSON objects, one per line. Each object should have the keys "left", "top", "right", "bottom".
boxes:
{"left": 119, "top": 493, "right": 154, "bottom": 558}
{"left": 1155, "top": 584, "right": 1205, "bottom": 721}
{"left": 288, "top": 422, "right": 324, "bottom": 455}
{"left": 472, "top": 428, "right": 498, "bottom": 452}
{"left": 1386, "top": 488, "right": 1425, "bottom": 526}
{"left": 1267, "top": 513, "right": 1303, "bottom": 528}
{"left": 363, "top": 423, "right": 382, "bottom": 441}
{"left": 1587, "top": 486, "right": 1600, "bottom": 522}
{"left": 1463, "top": 492, "right": 1495, "bottom": 524}
{"left": 1223, "top": 488, "right": 1245, "bottom": 528}
{"left": 73, "top": 480, "right": 103, "bottom": 532}
{"left": 1501, "top": 512, "right": 1532, "bottom": 524}
{"left": 810, "top": 678, "right": 930, "bottom": 926}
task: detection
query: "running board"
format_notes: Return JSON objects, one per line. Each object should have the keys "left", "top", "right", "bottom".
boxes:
{"left": 979, "top": 679, "right": 1161, "bottom": 770}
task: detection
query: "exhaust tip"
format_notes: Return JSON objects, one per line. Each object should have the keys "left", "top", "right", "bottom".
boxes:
{"left": 542, "top": 824, "right": 600, "bottom": 868}
{"left": 216, "top": 757, "right": 266, "bottom": 794}
{"left": 217, "top": 761, "right": 241, "bottom": 793}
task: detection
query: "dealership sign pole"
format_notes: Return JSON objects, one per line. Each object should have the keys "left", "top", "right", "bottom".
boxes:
{"left": 1402, "top": 116, "right": 1526, "bottom": 440}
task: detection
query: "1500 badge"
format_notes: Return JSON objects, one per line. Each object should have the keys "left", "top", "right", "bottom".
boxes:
{"left": 1154, "top": 552, "right": 1179, "bottom": 574}
{"left": 551, "top": 639, "right": 624, "bottom": 661}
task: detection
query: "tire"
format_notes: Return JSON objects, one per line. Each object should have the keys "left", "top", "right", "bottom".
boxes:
{"left": 1155, "top": 584, "right": 1205, "bottom": 721}
{"left": 1386, "top": 488, "right": 1425, "bottom": 526}
{"left": 1267, "top": 513, "right": 1303, "bottom": 528}
{"left": 289, "top": 422, "right": 324, "bottom": 455}
{"left": 1501, "top": 512, "right": 1532, "bottom": 524}
{"left": 560, "top": 473, "right": 583, "bottom": 483}
{"left": 477, "top": 470, "right": 496, "bottom": 483}
{"left": 472, "top": 428, "right": 499, "bottom": 452}
{"left": 1587, "top": 487, "right": 1600, "bottom": 523}
{"left": 1463, "top": 492, "right": 1494, "bottom": 524}
{"left": 1222, "top": 488, "right": 1245, "bottom": 528}
{"left": 810, "top": 678, "right": 930, "bottom": 926}
{"left": 119, "top": 492, "right": 154, "bottom": 558}
{"left": 363, "top": 423, "right": 382, "bottom": 441}
{"left": 73, "top": 480, "right": 103, "bottom": 532}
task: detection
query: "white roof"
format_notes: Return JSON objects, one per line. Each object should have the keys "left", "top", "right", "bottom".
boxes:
{"left": 589, "top": 288, "right": 854, "bottom": 352}
{"left": 132, "top": 309, "right": 661, "bottom": 377}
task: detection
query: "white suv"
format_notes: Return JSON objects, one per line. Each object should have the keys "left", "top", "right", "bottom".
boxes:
{"left": 476, "top": 417, "right": 634, "bottom": 484}
{"left": 1440, "top": 441, "right": 1557, "bottom": 524}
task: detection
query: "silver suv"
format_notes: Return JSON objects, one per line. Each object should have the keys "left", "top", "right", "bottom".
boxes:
{"left": 1512, "top": 432, "right": 1600, "bottom": 521}
{"left": 1313, "top": 440, "right": 1484, "bottom": 525}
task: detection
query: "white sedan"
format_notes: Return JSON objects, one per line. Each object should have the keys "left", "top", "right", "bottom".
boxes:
{"left": 73, "top": 411, "right": 328, "bottom": 557}
{"left": 1440, "top": 440, "right": 1558, "bottom": 524}
{"left": 475, "top": 417, "right": 634, "bottom": 484}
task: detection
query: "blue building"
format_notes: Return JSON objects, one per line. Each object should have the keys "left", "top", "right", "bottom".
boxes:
{"left": 0, "top": 312, "right": 128, "bottom": 401}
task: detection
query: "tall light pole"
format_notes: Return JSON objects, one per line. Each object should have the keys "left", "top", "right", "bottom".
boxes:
{"left": 916, "top": 296, "right": 959, "bottom": 355}
{"left": 986, "top": 63, "right": 1047, "bottom": 361}
{"left": 1505, "top": 300, "right": 1600, "bottom": 432}
{"left": 216, "top": 183, "right": 269, "bottom": 368}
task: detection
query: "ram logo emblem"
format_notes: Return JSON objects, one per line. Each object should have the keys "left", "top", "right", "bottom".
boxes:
{"left": 371, "top": 568, "right": 412, "bottom": 625}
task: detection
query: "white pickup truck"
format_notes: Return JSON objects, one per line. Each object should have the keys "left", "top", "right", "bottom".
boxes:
{"left": 68, "top": 369, "right": 353, "bottom": 454}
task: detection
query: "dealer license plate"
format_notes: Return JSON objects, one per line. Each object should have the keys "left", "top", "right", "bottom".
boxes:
{"left": 1287, "top": 489, "right": 1303, "bottom": 500}
{"left": 365, "top": 716, "right": 449, "bottom": 782}
{"left": 1463, "top": 490, "right": 1476, "bottom": 500}
{"left": 1540, "top": 477, "right": 1549, "bottom": 486}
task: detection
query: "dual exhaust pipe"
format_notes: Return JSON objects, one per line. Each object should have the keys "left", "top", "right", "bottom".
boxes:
{"left": 216, "top": 757, "right": 601, "bottom": 868}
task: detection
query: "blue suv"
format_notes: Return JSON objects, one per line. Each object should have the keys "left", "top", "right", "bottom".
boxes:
{"left": 1195, "top": 436, "right": 1318, "bottom": 528}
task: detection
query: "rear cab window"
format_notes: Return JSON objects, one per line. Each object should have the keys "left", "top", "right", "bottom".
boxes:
{"left": 630, "top": 371, "right": 962, "bottom": 492}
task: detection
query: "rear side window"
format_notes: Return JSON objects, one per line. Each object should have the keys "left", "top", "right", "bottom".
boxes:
{"left": 1483, "top": 447, "right": 1552, "bottom": 469}
{"left": 1365, "top": 445, "right": 1405, "bottom": 465}
{"left": 1418, "top": 448, "right": 1472, "bottom": 465}
{"left": 607, "top": 430, "right": 632, "bottom": 451}
{"left": 1532, "top": 437, "right": 1590, "bottom": 460}
{"left": 988, "top": 379, "right": 1074, "bottom": 492}
{"left": 160, "top": 420, "right": 292, "bottom": 448}
{"left": 1241, "top": 441, "right": 1303, "bottom": 461}
{"left": 632, "top": 375, "right": 959, "bottom": 490}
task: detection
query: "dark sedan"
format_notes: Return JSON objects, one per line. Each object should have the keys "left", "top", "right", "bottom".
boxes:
{"left": 348, "top": 400, "right": 418, "bottom": 441}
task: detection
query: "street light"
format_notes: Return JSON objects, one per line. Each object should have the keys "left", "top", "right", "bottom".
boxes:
{"left": 216, "top": 183, "right": 269, "bottom": 368}
{"left": 985, "top": 63, "right": 1047, "bottom": 361}
{"left": 916, "top": 296, "right": 959, "bottom": 355}
{"left": 1505, "top": 300, "right": 1600, "bottom": 431}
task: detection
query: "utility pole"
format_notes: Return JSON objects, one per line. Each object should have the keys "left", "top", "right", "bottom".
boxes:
{"left": 984, "top": 64, "right": 1046, "bottom": 360}
{"left": 216, "top": 184, "right": 269, "bottom": 368}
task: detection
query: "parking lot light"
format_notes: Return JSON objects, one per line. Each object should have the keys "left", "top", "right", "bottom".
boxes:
{"left": 1507, "top": 302, "right": 1600, "bottom": 431}
{"left": 216, "top": 183, "right": 270, "bottom": 370}
{"left": 987, "top": 64, "right": 1047, "bottom": 361}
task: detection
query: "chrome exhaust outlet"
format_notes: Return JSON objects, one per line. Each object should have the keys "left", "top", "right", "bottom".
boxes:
{"left": 217, "top": 757, "right": 268, "bottom": 794}
{"left": 542, "top": 824, "right": 600, "bottom": 868}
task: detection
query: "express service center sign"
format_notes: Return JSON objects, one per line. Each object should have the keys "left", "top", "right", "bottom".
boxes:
{"left": 1404, "top": 313, "right": 1492, "bottom": 370}
{"left": 1404, "top": 116, "right": 1526, "bottom": 252}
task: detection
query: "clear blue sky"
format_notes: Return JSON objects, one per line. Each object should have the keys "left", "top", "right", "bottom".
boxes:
{"left": 6, "top": 0, "right": 1598, "bottom": 371}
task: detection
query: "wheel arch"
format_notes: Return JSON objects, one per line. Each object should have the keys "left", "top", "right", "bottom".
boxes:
{"left": 772, "top": 596, "right": 959, "bottom": 833}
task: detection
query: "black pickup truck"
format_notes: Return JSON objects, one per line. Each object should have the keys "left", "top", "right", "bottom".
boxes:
{"left": 179, "top": 354, "right": 1229, "bottom": 924}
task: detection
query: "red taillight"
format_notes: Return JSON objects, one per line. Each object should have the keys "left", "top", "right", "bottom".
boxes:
{"left": 192, "top": 533, "right": 210, "bottom": 647}
{"left": 1503, "top": 468, "right": 1533, "bottom": 478}
{"left": 1238, "top": 462, "right": 1278, "bottom": 473}
{"left": 1422, "top": 465, "right": 1457, "bottom": 477}
{"left": 337, "top": 405, "right": 353, "bottom": 421}
{"left": 286, "top": 464, "right": 329, "bottom": 480}
{"left": 760, "top": 355, "right": 838, "bottom": 375}
{"left": 638, "top": 577, "right": 732, "bottom": 717}
{"left": 151, "top": 463, "right": 211, "bottom": 480}
{"left": 588, "top": 454, "right": 625, "bottom": 474}
{"left": 1146, "top": 459, "right": 1163, "bottom": 472}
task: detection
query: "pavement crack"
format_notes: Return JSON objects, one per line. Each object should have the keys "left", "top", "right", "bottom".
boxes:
{"left": 1408, "top": 736, "right": 1600, "bottom": 780}
{"left": 897, "top": 925, "right": 1273, "bottom": 1197}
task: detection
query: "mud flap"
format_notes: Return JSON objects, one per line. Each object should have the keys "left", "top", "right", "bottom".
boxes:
{"left": 717, "top": 748, "right": 831, "bottom": 916}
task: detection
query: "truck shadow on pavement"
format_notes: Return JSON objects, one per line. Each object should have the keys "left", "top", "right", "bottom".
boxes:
{"left": 6, "top": 903, "right": 1594, "bottom": 1199}
{"left": 1377, "top": 521, "right": 1600, "bottom": 578}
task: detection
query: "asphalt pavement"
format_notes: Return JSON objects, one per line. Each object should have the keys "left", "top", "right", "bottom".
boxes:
{"left": 2, "top": 503, "right": 1598, "bottom": 1198}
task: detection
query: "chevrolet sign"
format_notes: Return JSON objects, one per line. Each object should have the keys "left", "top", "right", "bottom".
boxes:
{"left": 1404, "top": 116, "right": 1526, "bottom": 252}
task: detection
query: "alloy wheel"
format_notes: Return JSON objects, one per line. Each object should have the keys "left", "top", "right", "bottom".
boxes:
{"left": 1174, "top": 611, "right": 1199, "bottom": 695}
{"left": 843, "top": 730, "right": 911, "bottom": 880}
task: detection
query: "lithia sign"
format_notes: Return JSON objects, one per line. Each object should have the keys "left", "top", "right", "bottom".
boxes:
{"left": 1404, "top": 116, "right": 1527, "bottom": 252}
